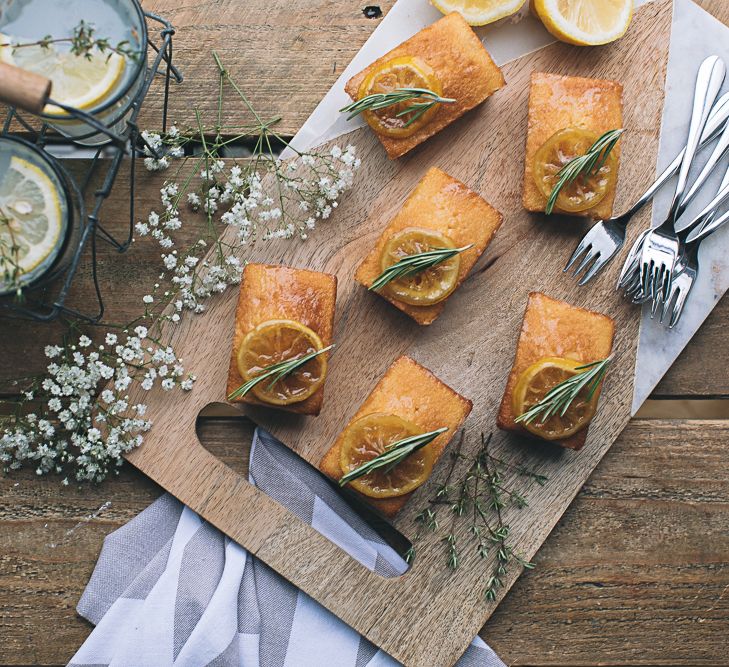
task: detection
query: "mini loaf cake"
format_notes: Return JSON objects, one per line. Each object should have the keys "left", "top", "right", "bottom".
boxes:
{"left": 355, "top": 166, "right": 503, "bottom": 325}
{"left": 497, "top": 292, "right": 615, "bottom": 450}
{"left": 320, "top": 355, "right": 472, "bottom": 517}
{"left": 227, "top": 263, "right": 337, "bottom": 416}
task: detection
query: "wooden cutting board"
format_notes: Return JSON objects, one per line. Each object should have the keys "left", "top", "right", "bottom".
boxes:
{"left": 124, "top": 1, "right": 673, "bottom": 663}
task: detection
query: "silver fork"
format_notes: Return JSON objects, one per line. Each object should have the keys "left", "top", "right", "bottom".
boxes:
{"left": 637, "top": 56, "right": 726, "bottom": 305}
{"left": 623, "top": 96, "right": 729, "bottom": 305}
{"left": 566, "top": 90, "right": 729, "bottom": 286}
{"left": 661, "top": 168, "right": 729, "bottom": 327}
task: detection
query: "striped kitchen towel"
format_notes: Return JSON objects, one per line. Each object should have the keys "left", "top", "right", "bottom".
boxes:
{"left": 69, "top": 428, "right": 505, "bottom": 667}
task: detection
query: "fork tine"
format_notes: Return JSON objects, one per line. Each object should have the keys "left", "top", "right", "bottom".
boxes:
{"left": 669, "top": 287, "right": 690, "bottom": 328}
{"left": 564, "top": 237, "right": 591, "bottom": 273}
{"left": 661, "top": 283, "right": 679, "bottom": 324}
{"left": 577, "top": 254, "right": 606, "bottom": 286}
{"left": 571, "top": 249, "right": 597, "bottom": 278}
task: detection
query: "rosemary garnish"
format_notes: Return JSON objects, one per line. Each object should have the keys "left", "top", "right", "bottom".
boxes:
{"left": 339, "top": 426, "right": 448, "bottom": 486}
{"left": 1, "top": 20, "right": 139, "bottom": 62}
{"left": 545, "top": 129, "right": 624, "bottom": 215}
{"left": 369, "top": 244, "right": 473, "bottom": 292}
{"left": 340, "top": 88, "right": 456, "bottom": 128}
{"left": 515, "top": 357, "right": 612, "bottom": 426}
{"left": 227, "top": 344, "right": 334, "bottom": 401}
{"left": 405, "top": 433, "right": 545, "bottom": 602}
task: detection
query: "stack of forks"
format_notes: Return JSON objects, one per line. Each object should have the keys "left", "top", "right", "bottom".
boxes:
{"left": 565, "top": 55, "right": 729, "bottom": 328}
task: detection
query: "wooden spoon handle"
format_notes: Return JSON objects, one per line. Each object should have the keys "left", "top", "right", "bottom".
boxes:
{"left": 0, "top": 62, "right": 51, "bottom": 115}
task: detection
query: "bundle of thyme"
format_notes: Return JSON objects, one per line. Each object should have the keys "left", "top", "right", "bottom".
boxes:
{"left": 406, "top": 433, "right": 547, "bottom": 602}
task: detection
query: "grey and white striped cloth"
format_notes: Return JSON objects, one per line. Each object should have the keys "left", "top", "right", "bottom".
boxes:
{"left": 69, "top": 428, "right": 505, "bottom": 667}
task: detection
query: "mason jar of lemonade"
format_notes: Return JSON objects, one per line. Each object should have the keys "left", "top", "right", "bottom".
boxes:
{"left": 0, "top": 136, "right": 72, "bottom": 296}
{"left": 0, "top": 0, "right": 148, "bottom": 146}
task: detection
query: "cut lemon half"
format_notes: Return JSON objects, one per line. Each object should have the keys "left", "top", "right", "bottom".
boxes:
{"left": 0, "top": 156, "right": 64, "bottom": 286}
{"left": 431, "top": 0, "right": 527, "bottom": 26}
{"left": 532, "top": 0, "right": 632, "bottom": 46}
{"left": 533, "top": 127, "right": 618, "bottom": 213}
{"left": 339, "top": 413, "right": 436, "bottom": 498}
{"left": 379, "top": 227, "right": 461, "bottom": 306}
{"left": 512, "top": 357, "right": 599, "bottom": 440}
{"left": 236, "top": 319, "right": 328, "bottom": 406}
{"left": 0, "top": 34, "right": 125, "bottom": 115}
{"left": 357, "top": 56, "right": 443, "bottom": 138}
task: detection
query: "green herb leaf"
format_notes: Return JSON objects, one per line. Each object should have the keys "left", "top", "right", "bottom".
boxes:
{"left": 340, "top": 88, "right": 456, "bottom": 128}
{"left": 227, "top": 344, "right": 335, "bottom": 401}
{"left": 369, "top": 244, "right": 473, "bottom": 292}
{"left": 545, "top": 129, "right": 624, "bottom": 215}
{"left": 514, "top": 357, "right": 613, "bottom": 426}
{"left": 339, "top": 426, "right": 448, "bottom": 486}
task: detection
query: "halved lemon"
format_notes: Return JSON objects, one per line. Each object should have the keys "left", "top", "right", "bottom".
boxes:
{"left": 357, "top": 56, "right": 443, "bottom": 138}
{"left": 236, "top": 319, "right": 328, "bottom": 406}
{"left": 532, "top": 0, "right": 633, "bottom": 46}
{"left": 512, "top": 357, "right": 599, "bottom": 440}
{"left": 379, "top": 227, "right": 461, "bottom": 306}
{"left": 0, "top": 34, "right": 125, "bottom": 115}
{"left": 431, "top": 0, "right": 527, "bottom": 26}
{"left": 339, "top": 413, "right": 436, "bottom": 498}
{"left": 0, "top": 156, "right": 64, "bottom": 287}
{"left": 533, "top": 127, "right": 618, "bottom": 214}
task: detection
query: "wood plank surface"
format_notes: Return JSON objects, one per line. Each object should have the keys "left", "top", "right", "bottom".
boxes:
{"left": 1, "top": 419, "right": 727, "bottom": 666}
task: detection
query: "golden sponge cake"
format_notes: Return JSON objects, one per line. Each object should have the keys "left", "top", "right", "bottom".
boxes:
{"left": 355, "top": 166, "right": 503, "bottom": 325}
{"left": 227, "top": 263, "right": 337, "bottom": 416}
{"left": 497, "top": 292, "right": 615, "bottom": 450}
{"left": 345, "top": 12, "right": 505, "bottom": 159}
{"left": 320, "top": 356, "right": 472, "bottom": 517}
{"left": 523, "top": 72, "right": 624, "bottom": 219}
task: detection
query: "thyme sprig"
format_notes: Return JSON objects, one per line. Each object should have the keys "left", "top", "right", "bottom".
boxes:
{"left": 369, "top": 245, "right": 473, "bottom": 292}
{"left": 405, "top": 433, "right": 546, "bottom": 602}
{"left": 340, "top": 88, "right": 456, "bottom": 128}
{"left": 1, "top": 20, "right": 139, "bottom": 61}
{"left": 545, "top": 129, "right": 624, "bottom": 215}
{"left": 339, "top": 427, "right": 448, "bottom": 486}
{"left": 515, "top": 357, "right": 612, "bottom": 426}
{"left": 227, "top": 344, "right": 335, "bottom": 401}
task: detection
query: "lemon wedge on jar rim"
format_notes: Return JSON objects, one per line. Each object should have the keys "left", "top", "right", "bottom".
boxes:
{"left": 431, "top": 0, "right": 526, "bottom": 26}
{"left": 0, "top": 33, "right": 125, "bottom": 115}
{"left": 532, "top": 0, "right": 633, "bottom": 46}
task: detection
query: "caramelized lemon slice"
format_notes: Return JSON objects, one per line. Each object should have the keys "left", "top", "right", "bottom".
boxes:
{"left": 379, "top": 227, "right": 460, "bottom": 305}
{"left": 512, "top": 357, "right": 599, "bottom": 440}
{"left": 339, "top": 413, "right": 436, "bottom": 498}
{"left": 0, "top": 34, "right": 125, "bottom": 116}
{"left": 357, "top": 56, "right": 443, "bottom": 138}
{"left": 533, "top": 127, "right": 618, "bottom": 214}
{"left": 533, "top": 0, "right": 633, "bottom": 46}
{"left": 236, "top": 319, "right": 327, "bottom": 405}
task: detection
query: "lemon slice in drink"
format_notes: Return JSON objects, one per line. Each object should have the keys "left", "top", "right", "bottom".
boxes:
{"left": 0, "top": 156, "right": 64, "bottom": 286}
{"left": 431, "top": 0, "right": 526, "bottom": 26}
{"left": 0, "top": 33, "right": 125, "bottom": 115}
{"left": 532, "top": 0, "right": 633, "bottom": 46}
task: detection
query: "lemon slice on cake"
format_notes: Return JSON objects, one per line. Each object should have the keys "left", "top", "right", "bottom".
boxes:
{"left": 0, "top": 34, "right": 125, "bottom": 115}
{"left": 431, "top": 0, "right": 526, "bottom": 26}
{"left": 0, "top": 156, "right": 64, "bottom": 288}
{"left": 532, "top": 0, "right": 633, "bottom": 46}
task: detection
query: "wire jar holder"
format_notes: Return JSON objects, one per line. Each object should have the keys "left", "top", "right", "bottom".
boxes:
{"left": 0, "top": 4, "right": 182, "bottom": 322}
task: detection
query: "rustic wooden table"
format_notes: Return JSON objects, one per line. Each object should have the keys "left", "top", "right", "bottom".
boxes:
{"left": 1, "top": 1, "right": 728, "bottom": 665}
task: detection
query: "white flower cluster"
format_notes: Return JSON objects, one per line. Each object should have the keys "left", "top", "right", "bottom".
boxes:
{"left": 0, "top": 328, "right": 195, "bottom": 484}
{"left": 141, "top": 126, "right": 184, "bottom": 172}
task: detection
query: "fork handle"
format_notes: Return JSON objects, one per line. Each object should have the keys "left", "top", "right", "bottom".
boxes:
{"left": 668, "top": 56, "right": 726, "bottom": 225}
{"left": 624, "top": 91, "right": 729, "bottom": 219}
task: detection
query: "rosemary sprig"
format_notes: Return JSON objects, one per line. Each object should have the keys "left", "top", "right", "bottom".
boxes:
{"left": 340, "top": 88, "right": 456, "bottom": 128}
{"left": 339, "top": 426, "right": 448, "bottom": 487}
{"left": 227, "top": 344, "right": 335, "bottom": 401}
{"left": 545, "top": 129, "right": 624, "bottom": 215}
{"left": 515, "top": 357, "right": 613, "bottom": 426}
{"left": 369, "top": 245, "right": 473, "bottom": 292}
